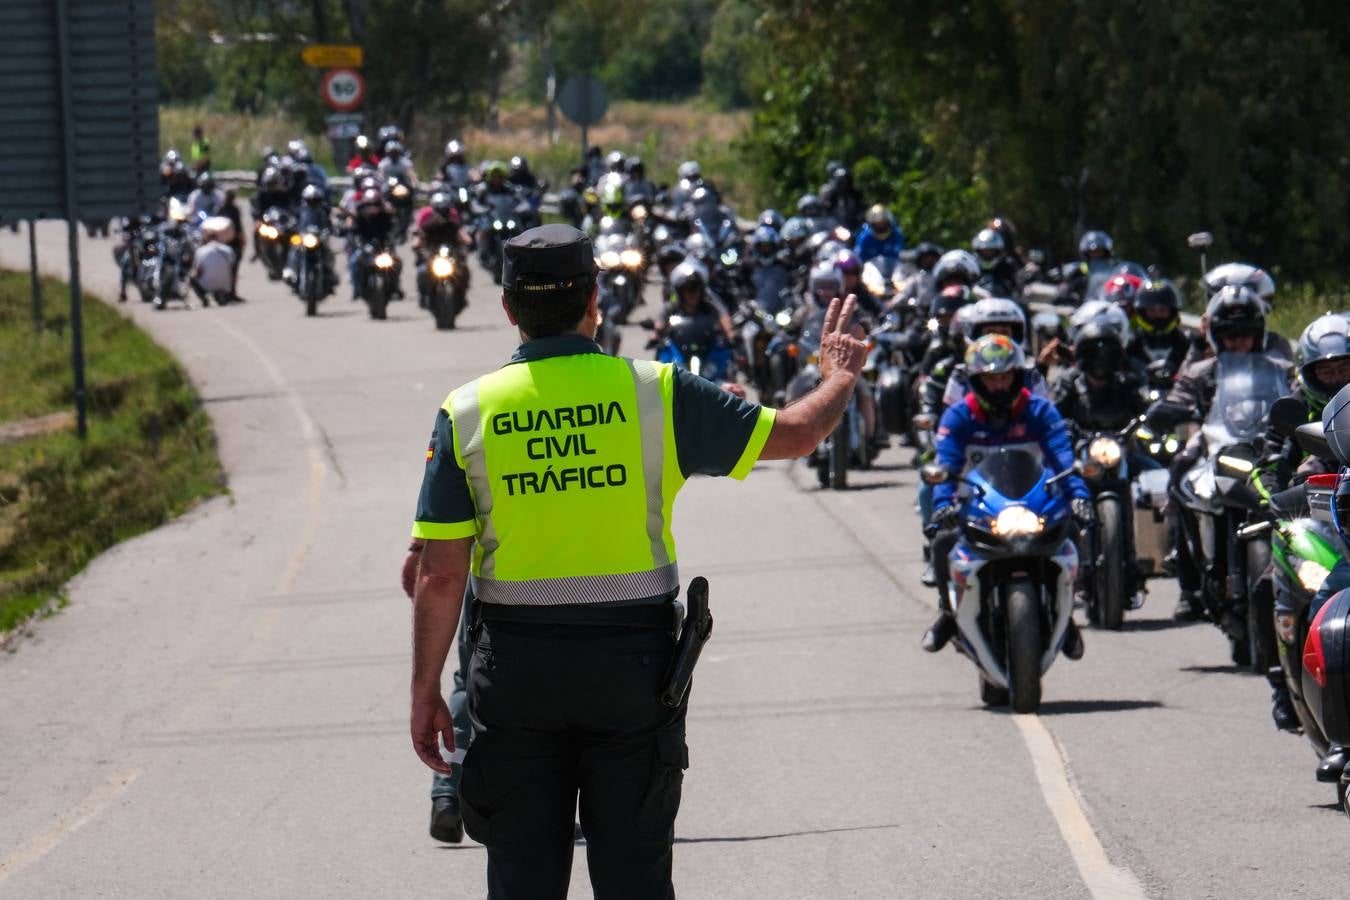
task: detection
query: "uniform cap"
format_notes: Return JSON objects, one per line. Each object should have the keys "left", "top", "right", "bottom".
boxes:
{"left": 502, "top": 224, "right": 595, "bottom": 292}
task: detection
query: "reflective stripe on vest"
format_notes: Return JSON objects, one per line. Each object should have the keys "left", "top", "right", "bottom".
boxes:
{"left": 448, "top": 353, "right": 685, "bottom": 605}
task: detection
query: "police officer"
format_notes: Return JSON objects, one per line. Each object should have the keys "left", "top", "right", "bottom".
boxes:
{"left": 406, "top": 224, "right": 867, "bottom": 899}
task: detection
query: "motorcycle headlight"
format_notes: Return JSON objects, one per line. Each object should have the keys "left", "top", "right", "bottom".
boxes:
{"left": 1164, "top": 437, "right": 1179, "bottom": 453}
{"left": 506, "top": 219, "right": 517, "bottom": 229}
{"left": 259, "top": 224, "right": 277, "bottom": 239}
{"left": 620, "top": 249, "right": 643, "bottom": 268}
{"left": 302, "top": 233, "right": 320, "bottom": 249}
{"left": 493, "top": 219, "right": 504, "bottom": 230}
{"left": 289, "top": 233, "right": 303, "bottom": 246}
{"left": 600, "top": 250, "right": 622, "bottom": 269}
{"left": 863, "top": 271, "right": 885, "bottom": 296}
{"left": 721, "top": 249, "right": 739, "bottom": 266}
{"left": 374, "top": 252, "right": 395, "bottom": 269}
{"left": 775, "top": 310, "right": 794, "bottom": 327}
{"left": 926, "top": 317, "right": 940, "bottom": 333}
{"left": 631, "top": 205, "right": 648, "bottom": 222}
{"left": 1296, "top": 559, "right": 1331, "bottom": 593}
{"left": 1217, "top": 454, "right": 1255, "bottom": 475}
{"left": 1088, "top": 436, "right": 1122, "bottom": 468}
{"left": 992, "top": 506, "right": 1043, "bottom": 537}
{"left": 431, "top": 256, "right": 454, "bottom": 278}
{"left": 392, "top": 184, "right": 409, "bottom": 198}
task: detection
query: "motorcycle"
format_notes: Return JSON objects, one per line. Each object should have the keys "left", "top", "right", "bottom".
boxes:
{"left": 256, "top": 207, "right": 295, "bottom": 281}
{"left": 1074, "top": 418, "right": 1148, "bottom": 629}
{"left": 1154, "top": 353, "right": 1291, "bottom": 669}
{"left": 922, "top": 448, "right": 1080, "bottom": 713}
{"left": 356, "top": 242, "right": 399, "bottom": 320}
{"left": 425, "top": 245, "right": 467, "bottom": 330}
{"left": 291, "top": 226, "right": 333, "bottom": 317}
{"left": 139, "top": 198, "right": 195, "bottom": 309}
{"left": 475, "top": 192, "right": 530, "bottom": 285}
{"left": 386, "top": 175, "right": 415, "bottom": 243}
{"left": 646, "top": 313, "right": 735, "bottom": 384}
{"left": 786, "top": 308, "right": 870, "bottom": 489}
{"left": 595, "top": 232, "right": 644, "bottom": 324}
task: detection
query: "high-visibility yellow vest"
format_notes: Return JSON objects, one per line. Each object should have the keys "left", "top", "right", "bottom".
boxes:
{"left": 447, "top": 353, "right": 686, "bottom": 605}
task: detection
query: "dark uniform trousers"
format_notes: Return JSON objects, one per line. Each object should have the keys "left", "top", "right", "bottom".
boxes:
{"left": 459, "top": 606, "right": 688, "bottom": 900}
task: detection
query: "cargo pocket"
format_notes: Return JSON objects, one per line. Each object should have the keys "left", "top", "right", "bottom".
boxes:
{"left": 637, "top": 730, "right": 688, "bottom": 839}
{"left": 456, "top": 745, "right": 493, "bottom": 843}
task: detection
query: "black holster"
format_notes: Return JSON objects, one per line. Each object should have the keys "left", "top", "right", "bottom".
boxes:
{"left": 661, "top": 577, "right": 712, "bottom": 708}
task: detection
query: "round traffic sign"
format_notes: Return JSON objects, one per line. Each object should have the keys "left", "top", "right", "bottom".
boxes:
{"left": 322, "top": 68, "right": 365, "bottom": 112}
{"left": 557, "top": 76, "right": 608, "bottom": 127}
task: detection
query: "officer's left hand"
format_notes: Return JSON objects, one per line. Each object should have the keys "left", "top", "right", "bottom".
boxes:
{"left": 411, "top": 695, "right": 455, "bottom": 774}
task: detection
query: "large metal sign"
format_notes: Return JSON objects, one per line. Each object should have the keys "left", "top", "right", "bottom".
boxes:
{"left": 0, "top": 0, "right": 160, "bottom": 221}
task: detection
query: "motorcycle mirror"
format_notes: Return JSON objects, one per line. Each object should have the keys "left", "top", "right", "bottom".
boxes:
{"left": 638, "top": 318, "right": 655, "bottom": 330}
{"left": 1295, "top": 421, "right": 1333, "bottom": 460}
{"left": 1027, "top": 248, "right": 1046, "bottom": 265}
{"left": 1268, "top": 396, "right": 1310, "bottom": 440}
{"left": 919, "top": 463, "right": 950, "bottom": 485}
{"left": 1187, "top": 231, "right": 1214, "bottom": 250}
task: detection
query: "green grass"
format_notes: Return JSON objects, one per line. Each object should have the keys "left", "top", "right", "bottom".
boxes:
{"left": 1268, "top": 282, "right": 1350, "bottom": 343}
{"left": 0, "top": 272, "right": 224, "bottom": 636}
{"left": 160, "top": 105, "right": 336, "bottom": 174}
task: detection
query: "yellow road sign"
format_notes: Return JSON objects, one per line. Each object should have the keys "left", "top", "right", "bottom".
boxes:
{"left": 301, "top": 45, "right": 363, "bottom": 68}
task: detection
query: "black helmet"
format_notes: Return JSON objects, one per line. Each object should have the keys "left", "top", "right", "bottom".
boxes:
{"left": 510, "top": 155, "right": 528, "bottom": 174}
{"left": 1132, "top": 279, "right": 1181, "bottom": 335}
{"left": 1205, "top": 284, "right": 1266, "bottom": 353}
{"left": 1078, "top": 230, "right": 1114, "bottom": 259}
{"left": 914, "top": 241, "right": 945, "bottom": 270}
{"left": 796, "top": 193, "right": 825, "bottom": 218}
{"left": 1073, "top": 321, "right": 1125, "bottom": 381}
{"left": 758, "top": 208, "right": 785, "bottom": 231}
{"left": 656, "top": 243, "right": 687, "bottom": 270}
{"left": 196, "top": 171, "right": 215, "bottom": 191}
{"left": 1322, "top": 383, "right": 1350, "bottom": 466}
{"left": 625, "top": 155, "right": 644, "bottom": 176}
{"left": 671, "top": 260, "right": 706, "bottom": 294}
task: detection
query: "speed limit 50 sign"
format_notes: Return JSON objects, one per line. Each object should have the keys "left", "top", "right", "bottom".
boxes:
{"left": 322, "top": 68, "right": 365, "bottom": 111}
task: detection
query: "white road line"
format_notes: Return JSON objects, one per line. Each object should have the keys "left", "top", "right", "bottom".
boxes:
{"left": 1013, "top": 715, "right": 1150, "bottom": 900}
{"left": 0, "top": 768, "right": 143, "bottom": 887}
{"left": 781, "top": 463, "right": 1149, "bottom": 897}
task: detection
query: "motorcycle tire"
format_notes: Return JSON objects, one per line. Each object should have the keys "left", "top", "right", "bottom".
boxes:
{"left": 979, "top": 675, "right": 1010, "bottom": 708}
{"left": 1095, "top": 496, "right": 1127, "bottom": 630}
{"left": 829, "top": 422, "right": 850, "bottom": 490}
{"left": 815, "top": 455, "right": 829, "bottom": 489}
{"left": 1246, "top": 541, "right": 1275, "bottom": 675}
{"left": 367, "top": 278, "right": 388, "bottom": 321}
{"left": 1006, "top": 580, "right": 1043, "bottom": 714}
{"left": 431, "top": 284, "right": 457, "bottom": 331}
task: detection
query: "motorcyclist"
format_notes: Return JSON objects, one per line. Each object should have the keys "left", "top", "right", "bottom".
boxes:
{"left": 508, "top": 155, "right": 544, "bottom": 193}
{"left": 834, "top": 250, "right": 880, "bottom": 319}
{"left": 972, "top": 227, "right": 1021, "bottom": 298}
{"left": 583, "top": 146, "right": 607, "bottom": 185}
{"left": 889, "top": 241, "right": 945, "bottom": 316}
{"left": 652, "top": 261, "right": 734, "bottom": 344}
{"left": 283, "top": 183, "right": 335, "bottom": 287}
{"left": 378, "top": 141, "right": 417, "bottom": 187}
{"left": 1186, "top": 262, "right": 1293, "bottom": 362}
{"left": 1251, "top": 314, "right": 1350, "bottom": 741}
{"left": 187, "top": 171, "right": 225, "bottom": 218}
{"left": 1050, "top": 322, "right": 1153, "bottom": 455}
{"left": 584, "top": 175, "right": 629, "bottom": 235}
{"left": 748, "top": 226, "right": 791, "bottom": 311}
{"left": 347, "top": 135, "right": 381, "bottom": 173}
{"left": 438, "top": 140, "right": 473, "bottom": 186}
{"left": 795, "top": 193, "right": 838, "bottom": 236}
{"left": 376, "top": 125, "right": 405, "bottom": 158}
{"left": 931, "top": 249, "right": 982, "bottom": 295}
{"left": 604, "top": 150, "right": 626, "bottom": 177}
{"left": 1150, "top": 285, "right": 1293, "bottom": 621}
{"left": 1125, "top": 279, "right": 1189, "bottom": 384}
{"left": 349, "top": 188, "right": 401, "bottom": 300}
{"left": 255, "top": 146, "right": 281, "bottom": 187}
{"left": 289, "top": 141, "right": 329, "bottom": 194}
{"left": 667, "top": 160, "right": 704, "bottom": 210}
{"left": 758, "top": 209, "right": 786, "bottom": 232}
{"left": 413, "top": 191, "right": 473, "bottom": 307}
{"left": 624, "top": 156, "right": 657, "bottom": 205}
{"left": 655, "top": 242, "right": 687, "bottom": 296}
{"left": 921, "top": 333, "right": 1092, "bottom": 655}
{"left": 1058, "top": 230, "right": 1115, "bottom": 303}
{"left": 854, "top": 204, "right": 905, "bottom": 262}
{"left": 819, "top": 163, "right": 865, "bottom": 232}
{"left": 251, "top": 166, "right": 294, "bottom": 261}
{"left": 160, "top": 154, "right": 196, "bottom": 201}
{"left": 474, "top": 160, "right": 517, "bottom": 205}
{"left": 940, "top": 297, "right": 1049, "bottom": 410}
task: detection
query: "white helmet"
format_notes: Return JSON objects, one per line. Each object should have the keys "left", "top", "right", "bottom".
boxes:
{"left": 932, "top": 249, "right": 980, "bottom": 286}
{"left": 1068, "top": 299, "right": 1130, "bottom": 343}
{"left": 1204, "top": 262, "right": 1275, "bottom": 308}
{"left": 961, "top": 297, "right": 1027, "bottom": 345}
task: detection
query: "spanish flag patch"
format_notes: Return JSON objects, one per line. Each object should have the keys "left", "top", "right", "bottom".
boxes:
{"left": 426, "top": 443, "right": 435, "bottom": 461}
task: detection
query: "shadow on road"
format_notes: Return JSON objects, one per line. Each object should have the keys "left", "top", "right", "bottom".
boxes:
{"left": 1034, "top": 699, "right": 1164, "bottom": 715}
{"left": 1178, "top": 663, "right": 1244, "bottom": 675}
{"left": 674, "top": 823, "right": 901, "bottom": 844}
{"left": 821, "top": 480, "right": 903, "bottom": 492}
{"left": 1120, "top": 617, "right": 1187, "bottom": 632}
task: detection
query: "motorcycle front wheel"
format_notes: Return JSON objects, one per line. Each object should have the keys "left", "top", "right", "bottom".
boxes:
{"left": 366, "top": 276, "right": 388, "bottom": 320}
{"left": 431, "top": 283, "right": 457, "bottom": 330}
{"left": 828, "top": 421, "right": 849, "bottom": 490}
{"left": 1095, "top": 496, "right": 1127, "bottom": 630}
{"left": 1006, "top": 580, "right": 1044, "bottom": 714}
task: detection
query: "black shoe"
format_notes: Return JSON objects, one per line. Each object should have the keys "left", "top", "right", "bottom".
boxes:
{"left": 1062, "top": 619, "right": 1085, "bottom": 660}
{"left": 1173, "top": 590, "right": 1204, "bottom": 622}
{"left": 922, "top": 612, "right": 957, "bottom": 653}
{"left": 1271, "top": 685, "right": 1300, "bottom": 733}
{"left": 430, "top": 797, "right": 464, "bottom": 844}
{"left": 1317, "top": 746, "right": 1349, "bottom": 783}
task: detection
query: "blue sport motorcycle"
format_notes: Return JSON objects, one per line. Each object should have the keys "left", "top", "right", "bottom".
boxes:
{"left": 926, "top": 448, "right": 1080, "bottom": 713}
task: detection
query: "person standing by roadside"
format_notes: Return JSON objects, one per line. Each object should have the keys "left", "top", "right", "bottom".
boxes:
{"left": 190, "top": 124, "right": 212, "bottom": 174}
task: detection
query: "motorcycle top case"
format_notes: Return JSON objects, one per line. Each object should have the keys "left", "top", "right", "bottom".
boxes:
{"left": 1302, "top": 588, "right": 1350, "bottom": 745}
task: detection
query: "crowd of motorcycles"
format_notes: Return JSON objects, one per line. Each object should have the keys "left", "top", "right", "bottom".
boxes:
{"left": 102, "top": 138, "right": 1350, "bottom": 817}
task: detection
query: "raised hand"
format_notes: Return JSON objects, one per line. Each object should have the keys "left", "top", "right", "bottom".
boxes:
{"left": 818, "top": 294, "right": 869, "bottom": 382}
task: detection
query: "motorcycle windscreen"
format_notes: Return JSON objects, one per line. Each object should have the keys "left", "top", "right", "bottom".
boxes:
{"left": 971, "top": 447, "right": 1044, "bottom": 501}
{"left": 1203, "top": 352, "right": 1292, "bottom": 446}
{"left": 667, "top": 314, "right": 722, "bottom": 353}
{"left": 1302, "top": 588, "right": 1350, "bottom": 745}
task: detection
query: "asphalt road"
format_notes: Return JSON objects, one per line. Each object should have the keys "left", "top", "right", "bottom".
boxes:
{"left": 0, "top": 221, "right": 1343, "bottom": 899}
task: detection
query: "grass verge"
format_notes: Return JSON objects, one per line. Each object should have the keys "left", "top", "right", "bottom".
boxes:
{"left": 0, "top": 271, "right": 224, "bottom": 637}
